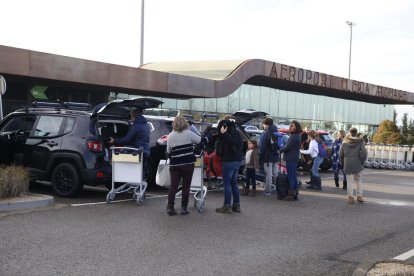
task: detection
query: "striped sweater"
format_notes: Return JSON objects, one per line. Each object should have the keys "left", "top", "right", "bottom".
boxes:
{"left": 167, "top": 129, "right": 202, "bottom": 166}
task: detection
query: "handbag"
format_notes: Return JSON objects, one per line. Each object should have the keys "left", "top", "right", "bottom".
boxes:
{"left": 155, "top": 159, "right": 171, "bottom": 187}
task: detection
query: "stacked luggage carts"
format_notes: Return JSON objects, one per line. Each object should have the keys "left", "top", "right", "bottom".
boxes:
{"left": 175, "top": 152, "right": 207, "bottom": 212}
{"left": 405, "top": 146, "right": 414, "bottom": 170}
{"left": 364, "top": 143, "right": 414, "bottom": 171}
{"left": 106, "top": 147, "right": 147, "bottom": 205}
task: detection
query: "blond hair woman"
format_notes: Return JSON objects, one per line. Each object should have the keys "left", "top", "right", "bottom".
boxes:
{"left": 166, "top": 115, "right": 208, "bottom": 215}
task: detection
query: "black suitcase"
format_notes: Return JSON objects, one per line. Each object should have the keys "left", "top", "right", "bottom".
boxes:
{"left": 276, "top": 163, "right": 289, "bottom": 200}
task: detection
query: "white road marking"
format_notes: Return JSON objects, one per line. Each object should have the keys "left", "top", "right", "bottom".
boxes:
{"left": 70, "top": 194, "right": 168, "bottom": 207}
{"left": 393, "top": 249, "right": 414, "bottom": 261}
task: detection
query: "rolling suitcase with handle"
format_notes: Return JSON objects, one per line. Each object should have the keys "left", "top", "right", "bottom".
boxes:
{"left": 276, "top": 161, "right": 289, "bottom": 200}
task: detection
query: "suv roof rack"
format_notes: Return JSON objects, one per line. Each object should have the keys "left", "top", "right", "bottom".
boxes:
{"left": 31, "top": 101, "right": 92, "bottom": 111}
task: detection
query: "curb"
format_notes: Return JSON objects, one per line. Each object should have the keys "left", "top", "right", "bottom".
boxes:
{"left": 0, "top": 193, "right": 54, "bottom": 212}
{"left": 353, "top": 260, "right": 414, "bottom": 276}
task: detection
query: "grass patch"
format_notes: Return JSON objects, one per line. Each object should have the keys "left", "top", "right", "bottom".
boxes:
{"left": 0, "top": 165, "right": 30, "bottom": 199}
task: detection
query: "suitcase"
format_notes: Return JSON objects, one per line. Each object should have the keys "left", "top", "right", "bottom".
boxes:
{"left": 276, "top": 162, "right": 289, "bottom": 200}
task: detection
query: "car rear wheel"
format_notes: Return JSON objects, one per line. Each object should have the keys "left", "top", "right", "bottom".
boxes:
{"left": 51, "top": 163, "right": 82, "bottom": 197}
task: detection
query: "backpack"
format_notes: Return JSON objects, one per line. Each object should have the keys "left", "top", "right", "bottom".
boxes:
{"left": 269, "top": 131, "right": 284, "bottom": 153}
{"left": 317, "top": 142, "right": 327, "bottom": 157}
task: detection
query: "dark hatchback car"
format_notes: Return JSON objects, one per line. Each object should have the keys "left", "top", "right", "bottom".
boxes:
{"left": 0, "top": 98, "right": 169, "bottom": 197}
{"left": 199, "top": 109, "right": 268, "bottom": 164}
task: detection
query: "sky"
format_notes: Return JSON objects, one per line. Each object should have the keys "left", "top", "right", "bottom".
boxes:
{"left": 1, "top": 0, "right": 414, "bottom": 123}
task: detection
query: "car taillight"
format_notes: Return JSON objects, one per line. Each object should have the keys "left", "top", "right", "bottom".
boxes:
{"left": 87, "top": 140, "right": 103, "bottom": 152}
{"left": 96, "top": 171, "right": 105, "bottom": 178}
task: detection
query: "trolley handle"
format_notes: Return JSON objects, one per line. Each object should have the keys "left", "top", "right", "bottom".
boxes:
{"left": 111, "top": 146, "right": 143, "bottom": 156}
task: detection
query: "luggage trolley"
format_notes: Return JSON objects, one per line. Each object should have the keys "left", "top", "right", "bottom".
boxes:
{"left": 106, "top": 147, "right": 147, "bottom": 205}
{"left": 175, "top": 153, "right": 207, "bottom": 212}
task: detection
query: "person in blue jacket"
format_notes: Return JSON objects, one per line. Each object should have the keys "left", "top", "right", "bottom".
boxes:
{"left": 259, "top": 117, "right": 279, "bottom": 195}
{"left": 108, "top": 108, "right": 151, "bottom": 176}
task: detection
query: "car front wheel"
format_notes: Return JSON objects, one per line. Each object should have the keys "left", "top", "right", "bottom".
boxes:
{"left": 51, "top": 163, "right": 82, "bottom": 197}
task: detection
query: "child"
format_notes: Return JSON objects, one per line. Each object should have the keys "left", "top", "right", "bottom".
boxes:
{"left": 243, "top": 139, "right": 260, "bottom": 196}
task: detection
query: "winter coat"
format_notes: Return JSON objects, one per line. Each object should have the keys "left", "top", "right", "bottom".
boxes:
{"left": 245, "top": 148, "right": 260, "bottom": 170}
{"left": 114, "top": 115, "right": 150, "bottom": 156}
{"left": 331, "top": 138, "right": 343, "bottom": 171}
{"left": 339, "top": 134, "right": 367, "bottom": 174}
{"left": 216, "top": 121, "right": 243, "bottom": 162}
{"left": 280, "top": 133, "right": 301, "bottom": 162}
{"left": 259, "top": 125, "right": 280, "bottom": 163}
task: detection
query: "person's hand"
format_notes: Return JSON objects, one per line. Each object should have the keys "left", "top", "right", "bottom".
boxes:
{"left": 108, "top": 137, "right": 114, "bottom": 144}
{"left": 220, "top": 125, "right": 227, "bottom": 134}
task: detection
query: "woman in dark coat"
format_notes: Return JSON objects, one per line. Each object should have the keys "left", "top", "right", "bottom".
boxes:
{"left": 279, "top": 120, "right": 302, "bottom": 201}
{"left": 331, "top": 130, "right": 347, "bottom": 189}
{"left": 215, "top": 116, "right": 243, "bottom": 214}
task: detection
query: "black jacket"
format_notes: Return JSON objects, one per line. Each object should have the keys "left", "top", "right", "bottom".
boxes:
{"left": 216, "top": 120, "right": 243, "bottom": 162}
{"left": 259, "top": 125, "right": 280, "bottom": 163}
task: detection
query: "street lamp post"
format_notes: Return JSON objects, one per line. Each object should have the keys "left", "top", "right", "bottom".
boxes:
{"left": 346, "top": 21, "right": 356, "bottom": 79}
{"left": 140, "top": 0, "right": 145, "bottom": 66}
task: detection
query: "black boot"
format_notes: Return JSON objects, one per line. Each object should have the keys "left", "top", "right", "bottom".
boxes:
{"left": 334, "top": 177, "right": 339, "bottom": 188}
{"left": 286, "top": 190, "right": 296, "bottom": 201}
{"left": 306, "top": 175, "right": 317, "bottom": 189}
{"left": 343, "top": 180, "right": 347, "bottom": 190}
{"left": 294, "top": 189, "right": 299, "bottom": 200}
{"left": 315, "top": 177, "right": 322, "bottom": 191}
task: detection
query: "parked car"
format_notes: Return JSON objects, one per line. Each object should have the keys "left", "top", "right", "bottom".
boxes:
{"left": 0, "top": 98, "right": 170, "bottom": 197}
{"left": 199, "top": 109, "right": 268, "bottom": 178}
{"left": 243, "top": 125, "right": 263, "bottom": 134}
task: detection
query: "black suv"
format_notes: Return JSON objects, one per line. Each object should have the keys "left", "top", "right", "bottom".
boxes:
{"left": 0, "top": 98, "right": 166, "bottom": 197}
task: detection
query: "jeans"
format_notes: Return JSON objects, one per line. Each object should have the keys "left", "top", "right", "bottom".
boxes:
{"left": 222, "top": 161, "right": 241, "bottom": 206}
{"left": 245, "top": 168, "right": 256, "bottom": 190}
{"left": 263, "top": 162, "right": 278, "bottom": 192}
{"left": 311, "top": 156, "right": 324, "bottom": 177}
{"left": 348, "top": 172, "right": 363, "bottom": 197}
{"left": 286, "top": 161, "right": 298, "bottom": 190}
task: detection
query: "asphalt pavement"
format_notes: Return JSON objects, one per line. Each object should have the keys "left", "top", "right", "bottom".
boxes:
{"left": 0, "top": 168, "right": 413, "bottom": 276}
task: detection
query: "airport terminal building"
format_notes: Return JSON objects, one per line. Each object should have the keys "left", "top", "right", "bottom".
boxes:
{"left": 0, "top": 45, "right": 408, "bottom": 133}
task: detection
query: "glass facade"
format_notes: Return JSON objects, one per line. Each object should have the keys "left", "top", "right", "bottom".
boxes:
{"left": 127, "top": 84, "right": 394, "bottom": 133}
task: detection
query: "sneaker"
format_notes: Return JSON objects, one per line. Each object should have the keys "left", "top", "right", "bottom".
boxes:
{"left": 232, "top": 205, "right": 241, "bottom": 213}
{"left": 261, "top": 191, "right": 271, "bottom": 196}
{"left": 180, "top": 206, "right": 190, "bottom": 215}
{"left": 356, "top": 196, "right": 364, "bottom": 203}
{"left": 215, "top": 205, "right": 232, "bottom": 214}
{"left": 348, "top": 196, "right": 355, "bottom": 204}
{"left": 167, "top": 208, "right": 177, "bottom": 216}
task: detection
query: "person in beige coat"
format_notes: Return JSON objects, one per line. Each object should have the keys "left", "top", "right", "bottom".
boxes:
{"left": 339, "top": 128, "right": 368, "bottom": 204}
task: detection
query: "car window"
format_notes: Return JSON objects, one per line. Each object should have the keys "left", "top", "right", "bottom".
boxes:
{"left": 1, "top": 116, "right": 36, "bottom": 132}
{"left": 34, "top": 116, "right": 64, "bottom": 137}
{"left": 320, "top": 134, "right": 333, "bottom": 142}
{"left": 64, "top": 118, "right": 76, "bottom": 133}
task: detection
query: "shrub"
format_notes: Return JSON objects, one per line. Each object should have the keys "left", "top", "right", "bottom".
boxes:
{"left": 0, "top": 165, "right": 30, "bottom": 199}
